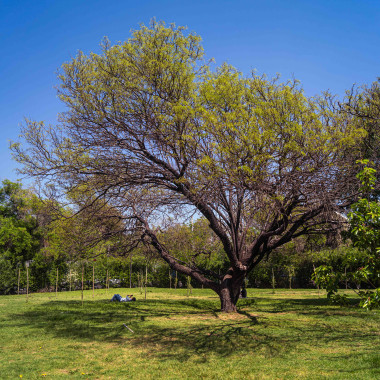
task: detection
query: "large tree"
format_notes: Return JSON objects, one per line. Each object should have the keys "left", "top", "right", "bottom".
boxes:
{"left": 13, "top": 21, "right": 366, "bottom": 311}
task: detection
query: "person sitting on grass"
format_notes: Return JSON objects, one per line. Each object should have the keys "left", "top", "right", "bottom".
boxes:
{"left": 110, "top": 294, "right": 136, "bottom": 302}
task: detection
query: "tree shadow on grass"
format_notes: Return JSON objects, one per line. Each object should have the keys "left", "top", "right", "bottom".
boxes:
{"left": 130, "top": 318, "right": 273, "bottom": 362}
{"left": 10, "top": 297, "right": 378, "bottom": 361}
{"left": 10, "top": 298, "right": 222, "bottom": 343}
{"left": 248, "top": 296, "right": 368, "bottom": 316}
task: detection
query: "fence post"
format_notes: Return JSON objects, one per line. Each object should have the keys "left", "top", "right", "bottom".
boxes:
{"left": 17, "top": 267, "right": 20, "bottom": 295}
{"left": 92, "top": 262, "right": 95, "bottom": 298}
{"left": 129, "top": 255, "right": 132, "bottom": 289}
{"left": 26, "top": 265, "right": 29, "bottom": 302}
{"left": 145, "top": 264, "right": 148, "bottom": 300}
{"left": 81, "top": 261, "right": 84, "bottom": 306}
{"left": 56, "top": 267, "right": 59, "bottom": 297}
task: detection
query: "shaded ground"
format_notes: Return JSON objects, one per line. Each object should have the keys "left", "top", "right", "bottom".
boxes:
{"left": 1, "top": 289, "right": 379, "bottom": 379}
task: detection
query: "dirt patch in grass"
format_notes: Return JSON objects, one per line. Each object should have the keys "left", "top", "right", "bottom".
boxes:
{"left": 165, "top": 313, "right": 217, "bottom": 321}
{"left": 217, "top": 312, "right": 257, "bottom": 321}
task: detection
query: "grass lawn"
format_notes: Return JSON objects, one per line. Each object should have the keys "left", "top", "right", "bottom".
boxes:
{"left": 0, "top": 288, "right": 379, "bottom": 379}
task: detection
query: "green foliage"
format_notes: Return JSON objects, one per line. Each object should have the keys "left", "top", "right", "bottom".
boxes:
{"left": 314, "top": 160, "right": 380, "bottom": 308}
{"left": 0, "top": 180, "right": 41, "bottom": 264}
{"left": 312, "top": 265, "right": 348, "bottom": 305}
{"left": 345, "top": 80, "right": 380, "bottom": 165}
{"left": 348, "top": 160, "right": 380, "bottom": 254}
{"left": 358, "top": 288, "right": 380, "bottom": 309}
{"left": 0, "top": 180, "right": 43, "bottom": 293}
{"left": 0, "top": 257, "right": 17, "bottom": 294}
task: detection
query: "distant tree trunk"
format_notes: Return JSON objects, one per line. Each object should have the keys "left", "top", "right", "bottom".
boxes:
{"left": 139, "top": 270, "right": 143, "bottom": 294}
{"left": 106, "top": 269, "right": 109, "bottom": 294}
{"left": 313, "top": 264, "right": 320, "bottom": 297}
{"left": 286, "top": 265, "right": 295, "bottom": 289}
{"left": 106, "top": 247, "right": 110, "bottom": 293}
{"left": 169, "top": 268, "right": 172, "bottom": 289}
{"left": 92, "top": 263, "right": 95, "bottom": 298}
{"left": 345, "top": 266, "right": 348, "bottom": 289}
{"left": 271, "top": 267, "right": 276, "bottom": 294}
{"left": 186, "top": 276, "right": 192, "bottom": 297}
{"left": 69, "top": 267, "right": 72, "bottom": 292}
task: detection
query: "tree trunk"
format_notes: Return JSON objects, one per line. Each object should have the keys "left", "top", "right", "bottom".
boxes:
{"left": 219, "top": 268, "right": 244, "bottom": 312}
{"left": 219, "top": 288, "right": 240, "bottom": 313}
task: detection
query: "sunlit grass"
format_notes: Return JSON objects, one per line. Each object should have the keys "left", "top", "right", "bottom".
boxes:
{"left": 0, "top": 288, "right": 379, "bottom": 379}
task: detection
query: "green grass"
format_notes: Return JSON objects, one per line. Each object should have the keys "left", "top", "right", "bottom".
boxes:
{"left": 0, "top": 288, "right": 379, "bottom": 379}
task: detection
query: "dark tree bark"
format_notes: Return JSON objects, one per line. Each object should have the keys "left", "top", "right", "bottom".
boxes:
{"left": 218, "top": 268, "right": 245, "bottom": 312}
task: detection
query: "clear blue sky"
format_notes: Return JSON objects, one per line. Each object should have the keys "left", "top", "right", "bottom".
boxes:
{"left": 1, "top": 0, "right": 380, "bottom": 183}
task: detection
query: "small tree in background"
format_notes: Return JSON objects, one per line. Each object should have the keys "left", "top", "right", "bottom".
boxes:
{"left": 0, "top": 181, "right": 42, "bottom": 294}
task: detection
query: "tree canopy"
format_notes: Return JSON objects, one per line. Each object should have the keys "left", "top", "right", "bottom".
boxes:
{"left": 13, "top": 21, "right": 369, "bottom": 311}
{"left": 343, "top": 79, "right": 380, "bottom": 167}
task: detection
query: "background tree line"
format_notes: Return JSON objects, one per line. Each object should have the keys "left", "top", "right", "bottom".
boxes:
{"left": 1, "top": 176, "right": 377, "bottom": 298}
